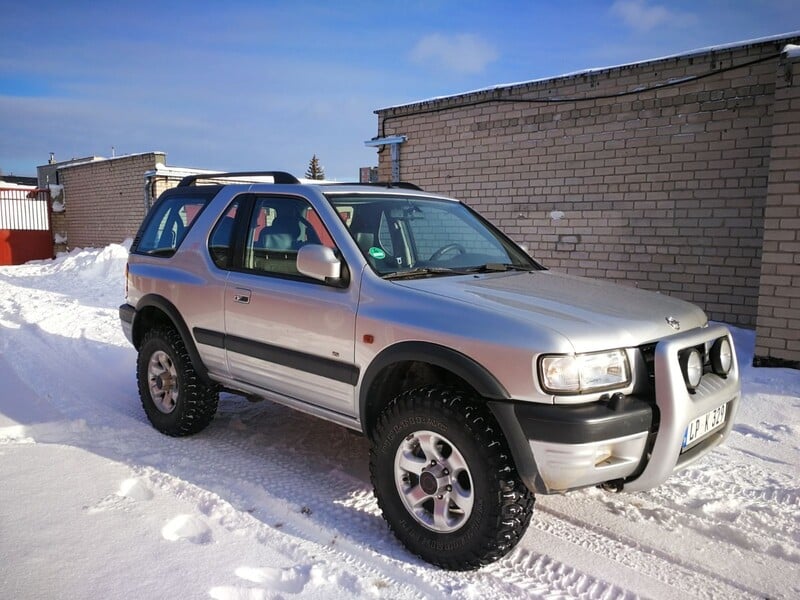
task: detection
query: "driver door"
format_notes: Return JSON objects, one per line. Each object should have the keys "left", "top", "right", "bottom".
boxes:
{"left": 223, "top": 194, "right": 359, "bottom": 416}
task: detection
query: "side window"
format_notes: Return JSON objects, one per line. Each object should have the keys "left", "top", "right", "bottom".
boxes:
{"left": 135, "top": 194, "right": 207, "bottom": 256}
{"left": 245, "top": 196, "right": 333, "bottom": 278}
{"left": 208, "top": 200, "right": 240, "bottom": 269}
{"left": 304, "top": 208, "right": 335, "bottom": 248}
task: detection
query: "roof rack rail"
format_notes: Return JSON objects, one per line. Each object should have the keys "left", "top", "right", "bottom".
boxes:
{"left": 334, "top": 181, "right": 423, "bottom": 191}
{"left": 177, "top": 171, "right": 300, "bottom": 187}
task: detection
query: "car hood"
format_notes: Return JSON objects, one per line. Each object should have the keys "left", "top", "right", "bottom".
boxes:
{"left": 394, "top": 270, "right": 707, "bottom": 352}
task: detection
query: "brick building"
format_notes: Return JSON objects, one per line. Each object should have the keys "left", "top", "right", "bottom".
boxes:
{"left": 36, "top": 152, "right": 211, "bottom": 252}
{"left": 372, "top": 34, "right": 800, "bottom": 368}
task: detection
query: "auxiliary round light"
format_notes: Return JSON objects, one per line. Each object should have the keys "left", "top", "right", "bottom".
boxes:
{"left": 680, "top": 348, "right": 703, "bottom": 390}
{"left": 710, "top": 337, "right": 733, "bottom": 376}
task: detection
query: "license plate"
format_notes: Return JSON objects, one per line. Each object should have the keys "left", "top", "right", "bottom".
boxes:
{"left": 682, "top": 404, "right": 727, "bottom": 450}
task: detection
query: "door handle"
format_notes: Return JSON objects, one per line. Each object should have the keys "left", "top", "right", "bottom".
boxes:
{"left": 233, "top": 288, "right": 251, "bottom": 304}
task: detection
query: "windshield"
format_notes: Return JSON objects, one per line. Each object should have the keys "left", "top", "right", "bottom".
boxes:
{"left": 326, "top": 194, "right": 541, "bottom": 278}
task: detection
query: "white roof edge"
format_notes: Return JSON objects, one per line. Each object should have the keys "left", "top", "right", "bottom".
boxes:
{"left": 40, "top": 152, "right": 168, "bottom": 170}
{"left": 94, "top": 151, "right": 167, "bottom": 164}
{"left": 142, "top": 171, "right": 340, "bottom": 184}
{"left": 145, "top": 165, "right": 220, "bottom": 178}
{"left": 299, "top": 178, "right": 340, "bottom": 184}
{"left": 378, "top": 30, "right": 800, "bottom": 112}
{"left": 114, "top": 151, "right": 165, "bottom": 160}
{"left": 39, "top": 156, "right": 105, "bottom": 169}
{"left": 0, "top": 181, "right": 38, "bottom": 190}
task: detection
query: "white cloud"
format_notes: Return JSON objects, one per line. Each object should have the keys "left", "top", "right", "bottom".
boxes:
{"left": 410, "top": 33, "right": 498, "bottom": 74}
{"left": 611, "top": 0, "right": 696, "bottom": 32}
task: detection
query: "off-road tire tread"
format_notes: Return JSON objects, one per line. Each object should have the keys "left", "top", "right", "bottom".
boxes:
{"left": 137, "top": 327, "right": 219, "bottom": 437}
{"left": 370, "top": 384, "right": 534, "bottom": 570}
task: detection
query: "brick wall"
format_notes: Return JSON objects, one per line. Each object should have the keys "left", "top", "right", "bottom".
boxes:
{"left": 754, "top": 51, "right": 800, "bottom": 368}
{"left": 59, "top": 153, "right": 165, "bottom": 248}
{"left": 376, "top": 36, "right": 799, "bottom": 339}
{"left": 51, "top": 210, "right": 67, "bottom": 253}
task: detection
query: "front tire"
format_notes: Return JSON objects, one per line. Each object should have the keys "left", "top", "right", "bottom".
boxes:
{"left": 137, "top": 327, "right": 218, "bottom": 436}
{"left": 370, "top": 385, "right": 534, "bottom": 570}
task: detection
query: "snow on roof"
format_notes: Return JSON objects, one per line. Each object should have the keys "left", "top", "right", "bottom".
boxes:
{"left": 145, "top": 164, "right": 219, "bottom": 178}
{"left": 785, "top": 44, "right": 800, "bottom": 58}
{"left": 378, "top": 30, "right": 800, "bottom": 113}
{"left": 41, "top": 152, "right": 168, "bottom": 171}
{"left": 299, "top": 177, "right": 340, "bottom": 184}
{"left": 0, "top": 181, "right": 37, "bottom": 190}
{"left": 39, "top": 156, "right": 105, "bottom": 169}
{"left": 99, "top": 151, "right": 166, "bottom": 163}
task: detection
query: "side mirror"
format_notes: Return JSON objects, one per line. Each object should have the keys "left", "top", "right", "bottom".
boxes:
{"left": 297, "top": 244, "right": 342, "bottom": 283}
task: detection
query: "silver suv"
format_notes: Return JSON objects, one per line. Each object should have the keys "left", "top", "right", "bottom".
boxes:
{"left": 120, "top": 171, "right": 740, "bottom": 570}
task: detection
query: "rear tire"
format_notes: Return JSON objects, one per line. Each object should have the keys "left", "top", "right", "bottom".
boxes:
{"left": 370, "top": 385, "right": 534, "bottom": 570}
{"left": 137, "top": 328, "right": 218, "bottom": 436}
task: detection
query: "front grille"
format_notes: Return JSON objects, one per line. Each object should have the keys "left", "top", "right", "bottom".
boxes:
{"left": 639, "top": 343, "right": 657, "bottom": 385}
{"left": 640, "top": 341, "right": 716, "bottom": 394}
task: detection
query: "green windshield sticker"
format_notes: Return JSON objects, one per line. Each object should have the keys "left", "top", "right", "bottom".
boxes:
{"left": 369, "top": 247, "right": 386, "bottom": 259}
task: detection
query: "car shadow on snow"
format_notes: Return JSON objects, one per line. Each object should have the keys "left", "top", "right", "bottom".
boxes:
{"left": 122, "top": 392, "right": 426, "bottom": 569}
{"left": 0, "top": 322, "right": 421, "bottom": 569}
{"left": 155, "top": 393, "right": 419, "bottom": 565}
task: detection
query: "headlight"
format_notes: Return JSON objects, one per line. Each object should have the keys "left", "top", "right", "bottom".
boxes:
{"left": 539, "top": 350, "right": 630, "bottom": 394}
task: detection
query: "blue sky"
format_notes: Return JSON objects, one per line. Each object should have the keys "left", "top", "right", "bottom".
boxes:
{"left": 1, "top": 0, "right": 798, "bottom": 180}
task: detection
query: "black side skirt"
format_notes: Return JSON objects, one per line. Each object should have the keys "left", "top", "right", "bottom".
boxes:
{"left": 194, "top": 327, "right": 359, "bottom": 386}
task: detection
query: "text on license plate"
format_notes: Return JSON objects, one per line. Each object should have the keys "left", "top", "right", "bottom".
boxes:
{"left": 682, "top": 404, "right": 727, "bottom": 449}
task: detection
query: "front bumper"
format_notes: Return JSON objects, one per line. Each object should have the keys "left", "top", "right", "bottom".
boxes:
{"left": 624, "top": 324, "right": 740, "bottom": 492}
{"left": 492, "top": 324, "right": 740, "bottom": 494}
{"left": 517, "top": 394, "right": 653, "bottom": 491}
{"left": 119, "top": 303, "right": 135, "bottom": 345}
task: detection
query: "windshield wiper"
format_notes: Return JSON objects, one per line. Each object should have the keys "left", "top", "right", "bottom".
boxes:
{"left": 384, "top": 263, "right": 538, "bottom": 280}
{"left": 383, "top": 266, "right": 468, "bottom": 280}
{"left": 464, "top": 263, "right": 537, "bottom": 273}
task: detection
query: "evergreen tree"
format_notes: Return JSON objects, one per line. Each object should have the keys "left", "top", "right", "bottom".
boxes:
{"left": 305, "top": 154, "right": 325, "bottom": 180}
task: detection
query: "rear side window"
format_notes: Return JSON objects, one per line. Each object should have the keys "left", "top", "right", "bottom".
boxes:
{"left": 209, "top": 201, "right": 239, "bottom": 268}
{"left": 134, "top": 194, "right": 208, "bottom": 257}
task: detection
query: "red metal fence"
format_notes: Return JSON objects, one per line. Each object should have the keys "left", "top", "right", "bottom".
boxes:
{"left": 0, "top": 188, "right": 54, "bottom": 266}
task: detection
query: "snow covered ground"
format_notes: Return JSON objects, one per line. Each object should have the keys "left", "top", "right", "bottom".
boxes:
{"left": 1, "top": 244, "right": 798, "bottom": 599}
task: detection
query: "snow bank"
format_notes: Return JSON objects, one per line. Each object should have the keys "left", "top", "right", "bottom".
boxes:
{"left": 17, "top": 239, "right": 132, "bottom": 289}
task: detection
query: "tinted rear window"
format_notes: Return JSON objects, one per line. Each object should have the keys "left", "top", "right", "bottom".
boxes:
{"left": 134, "top": 191, "right": 214, "bottom": 257}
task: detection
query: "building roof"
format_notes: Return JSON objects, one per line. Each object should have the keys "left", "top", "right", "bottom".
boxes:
{"left": 0, "top": 175, "right": 37, "bottom": 186}
{"left": 376, "top": 31, "right": 800, "bottom": 115}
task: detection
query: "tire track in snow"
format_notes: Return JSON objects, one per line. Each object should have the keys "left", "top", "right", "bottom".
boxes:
{"left": 531, "top": 499, "right": 776, "bottom": 600}
{"left": 77, "top": 437, "right": 431, "bottom": 599}
{"left": 81, "top": 397, "right": 630, "bottom": 599}
{"left": 643, "top": 457, "right": 800, "bottom": 557}
{"left": 104, "top": 405, "right": 437, "bottom": 599}
{"left": 189, "top": 403, "right": 644, "bottom": 600}
{"left": 487, "top": 551, "right": 640, "bottom": 600}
